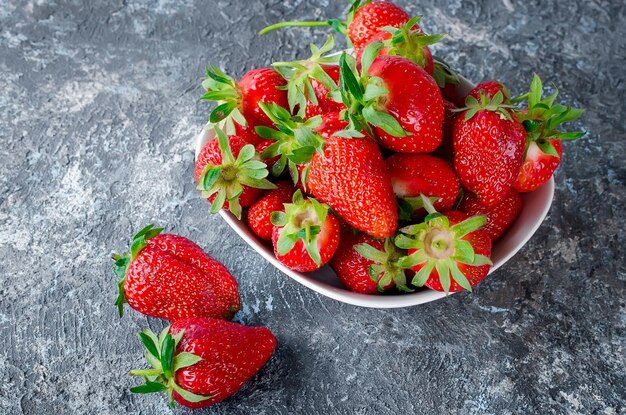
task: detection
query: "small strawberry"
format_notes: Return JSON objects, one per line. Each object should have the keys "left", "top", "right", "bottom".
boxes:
{"left": 347, "top": 1, "right": 411, "bottom": 50}
{"left": 195, "top": 127, "right": 276, "bottom": 219}
{"left": 129, "top": 319, "right": 275, "bottom": 409}
{"left": 395, "top": 196, "right": 492, "bottom": 293}
{"left": 330, "top": 233, "right": 408, "bottom": 294}
{"left": 453, "top": 91, "right": 526, "bottom": 207}
{"left": 460, "top": 190, "right": 523, "bottom": 241}
{"left": 466, "top": 80, "right": 510, "bottom": 102}
{"left": 112, "top": 225, "right": 240, "bottom": 320}
{"left": 386, "top": 153, "right": 460, "bottom": 219}
{"left": 201, "top": 66, "right": 288, "bottom": 133}
{"left": 272, "top": 35, "right": 345, "bottom": 119}
{"left": 513, "top": 74, "right": 585, "bottom": 192}
{"left": 247, "top": 181, "right": 295, "bottom": 241}
{"left": 271, "top": 190, "right": 340, "bottom": 272}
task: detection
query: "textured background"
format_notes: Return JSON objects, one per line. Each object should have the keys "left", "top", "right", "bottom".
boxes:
{"left": 1, "top": 0, "right": 625, "bottom": 414}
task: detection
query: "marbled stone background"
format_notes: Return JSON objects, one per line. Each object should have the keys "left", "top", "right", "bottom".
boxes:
{"left": 1, "top": 0, "right": 624, "bottom": 414}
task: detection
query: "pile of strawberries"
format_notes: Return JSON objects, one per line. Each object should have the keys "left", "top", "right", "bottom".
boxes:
{"left": 112, "top": 225, "right": 276, "bottom": 409}
{"left": 195, "top": 0, "right": 584, "bottom": 295}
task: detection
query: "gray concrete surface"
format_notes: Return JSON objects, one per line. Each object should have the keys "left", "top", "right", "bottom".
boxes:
{"left": 0, "top": 0, "right": 624, "bottom": 414}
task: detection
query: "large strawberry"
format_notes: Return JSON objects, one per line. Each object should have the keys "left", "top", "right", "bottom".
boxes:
{"left": 514, "top": 74, "right": 585, "bottom": 192}
{"left": 338, "top": 48, "right": 444, "bottom": 153}
{"left": 247, "top": 181, "right": 295, "bottom": 241}
{"left": 201, "top": 65, "right": 288, "bottom": 133}
{"left": 386, "top": 153, "right": 461, "bottom": 220}
{"left": 113, "top": 225, "right": 240, "bottom": 320}
{"left": 195, "top": 127, "right": 276, "bottom": 219}
{"left": 395, "top": 197, "right": 492, "bottom": 293}
{"left": 258, "top": 105, "right": 398, "bottom": 238}
{"left": 453, "top": 91, "right": 526, "bottom": 207}
{"left": 271, "top": 190, "right": 340, "bottom": 272}
{"left": 460, "top": 190, "right": 523, "bottom": 241}
{"left": 129, "top": 319, "right": 275, "bottom": 409}
{"left": 330, "top": 233, "right": 408, "bottom": 294}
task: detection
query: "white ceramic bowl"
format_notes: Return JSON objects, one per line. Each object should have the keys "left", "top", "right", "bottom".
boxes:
{"left": 194, "top": 76, "right": 554, "bottom": 308}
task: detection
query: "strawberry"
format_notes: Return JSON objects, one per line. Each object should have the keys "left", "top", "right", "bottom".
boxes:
{"left": 513, "top": 74, "right": 585, "bottom": 192}
{"left": 247, "top": 181, "right": 295, "bottom": 241}
{"left": 460, "top": 190, "right": 523, "bottom": 241}
{"left": 347, "top": 1, "right": 410, "bottom": 50}
{"left": 432, "top": 58, "right": 464, "bottom": 107}
{"left": 355, "top": 16, "right": 443, "bottom": 75}
{"left": 453, "top": 91, "right": 526, "bottom": 207}
{"left": 129, "top": 319, "right": 275, "bottom": 409}
{"left": 201, "top": 66, "right": 288, "bottom": 133}
{"left": 330, "top": 233, "right": 407, "bottom": 294}
{"left": 272, "top": 36, "right": 345, "bottom": 119}
{"left": 386, "top": 153, "right": 460, "bottom": 219}
{"left": 257, "top": 106, "right": 398, "bottom": 238}
{"left": 271, "top": 190, "right": 341, "bottom": 272}
{"left": 112, "top": 225, "right": 240, "bottom": 320}
{"left": 434, "top": 99, "right": 459, "bottom": 161}
{"left": 466, "top": 80, "right": 510, "bottom": 102}
{"left": 195, "top": 127, "right": 276, "bottom": 219}
{"left": 395, "top": 197, "right": 492, "bottom": 293}
{"left": 338, "top": 49, "right": 444, "bottom": 153}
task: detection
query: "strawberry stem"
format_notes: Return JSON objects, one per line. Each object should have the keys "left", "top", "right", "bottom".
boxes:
{"left": 259, "top": 20, "right": 331, "bottom": 35}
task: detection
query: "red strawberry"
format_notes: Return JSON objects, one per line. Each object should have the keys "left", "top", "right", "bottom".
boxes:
{"left": 113, "top": 225, "right": 240, "bottom": 320}
{"left": 195, "top": 127, "right": 276, "bottom": 218}
{"left": 305, "top": 64, "right": 345, "bottom": 118}
{"left": 466, "top": 80, "right": 510, "bottom": 102}
{"left": 247, "top": 181, "right": 295, "bottom": 240}
{"left": 330, "top": 233, "right": 407, "bottom": 294}
{"left": 129, "top": 319, "right": 275, "bottom": 409}
{"left": 348, "top": 1, "right": 410, "bottom": 50}
{"left": 386, "top": 153, "right": 460, "bottom": 219}
{"left": 453, "top": 92, "right": 526, "bottom": 207}
{"left": 514, "top": 74, "right": 585, "bottom": 192}
{"left": 271, "top": 190, "right": 341, "bottom": 272}
{"left": 201, "top": 66, "right": 287, "bottom": 131}
{"left": 434, "top": 99, "right": 459, "bottom": 160}
{"left": 460, "top": 190, "right": 523, "bottom": 241}
{"left": 396, "top": 202, "right": 492, "bottom": 293}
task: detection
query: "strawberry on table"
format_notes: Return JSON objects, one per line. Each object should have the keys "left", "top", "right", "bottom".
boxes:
{"left": 112, "top": 225, "right": 240, "bottom": 321}
{"left": 247, "top": 181, "right": 295, "bottom": 241}
{"left": 195, "top": 127, "right": 276, "bottom": 219}
{"left": 453, "top": 91, "right": 526, "bottom": 207}
{"left": 460, "top": 190, "right": 523, "bottom": 241}
{"left": 330, "top": 233, "right": 408, "bottom": 294}
{"left": 514, "top": 74, "right": 585, "bottom": 192}
{"left": 271, "top": 190, "right": 340, "bottom": 272}
{"left": 395, "top": 196, "right": 492, "bottom": 293}
{"left": 129, "top": 318, "right": 276, "bottom": 409}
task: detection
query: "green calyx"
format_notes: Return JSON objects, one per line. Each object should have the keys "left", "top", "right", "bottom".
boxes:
{"left": 354, "top": 238, "right": 411, "bottom": 293}
{"left": 334, "top": 45, "right": 411, "bottom": 138}
{"left": 432, "top": 57, "right": 460, "bottom": 88}
{"left": 514, "top": 74, "right": 585, "bottom": 159}
{"left": 455, "top": 91, "right": 516, "bottom": 122}
{"left": 197, "top": 127, "right": 276, "bottom": 219}
{"left": 394, "top": 195, "right": 492, "bottom": 293}
{"left": 397, "top": 195, "right": 441, "bottom": 222}
{"left": 129, "top": 326, "right": 211, "bottom": 409}
{"left": 379, "top": 16, "right": 445, "bottom": 69}
{"left": 273, "top": 35, "right": 341, "bottom": 118}
{"left": 200, "top": 65, "right": 248, "bottom": 135}
{"left": 271, "top": 190, "right": 330, "bottom": 266}
{"left": 112, "top": 224, "right": 163, "bottom": 317}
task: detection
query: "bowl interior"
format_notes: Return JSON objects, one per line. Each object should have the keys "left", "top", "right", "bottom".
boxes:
{"left": 194, "top": 76, "right": 554, "bottom": 308}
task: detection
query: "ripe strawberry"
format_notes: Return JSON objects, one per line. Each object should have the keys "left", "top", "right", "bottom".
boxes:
{"left": 247, "top": 181, "right": 295, "bottom": 241}
{"left": 396, "top": 198, "right": 492, "bottom": 293}
{"left": 460, "top": 190, "right": 523, "bottom": 241}
{"left": 466, "top": 80, "right": 510, "bottom": 102}
{"left": 434, "top": 99, "right": 459, "bottom": 160}
{"left": 271, "top": 190, "right": 340, "bottom": 272}
{"left": 339, "top": 50, "right": 444, "bottom": 153}
{"left": 195, "top": 127, "right": 275, "bottom": 219}
{"left": 129, "top": 319, "right": 275, "bottom": 409}
{"left": 304, "top": 64, "right": 345, "bottom": 118}
{"left": 201, "top": 66, "right": 287, "bottom": 132}
{"left": 330, "top": 233, "right": 407, "bottom": 294}
{"left": 348, "top": 1, "right": 410, "bottom": 50}
{"left": 386, "top": 153, "right": 460, "bottom": 219}
{"left": 355, "top": 16, "right": 443, "bottom": 75}
{"left": 453, "top": 91, "right": 526, "bottom": 207}
{"left": 514, "top": 74, "right": 585, "bottom": 192}
{"left": 112, "top": 225, "right": 240, "bottom": 320}
{"left": 257, "top": 105, "right": 398, "bottom": 238}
